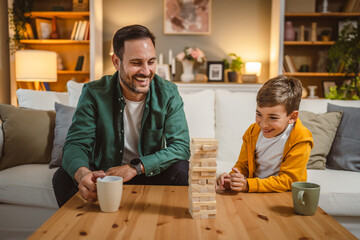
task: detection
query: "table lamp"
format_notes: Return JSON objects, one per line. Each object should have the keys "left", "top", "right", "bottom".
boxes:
{"left": 242, "top": 62, "right": 262, "bottom": 83}
{"left": 15, "top": 50, "right": 57, "bottom": 91}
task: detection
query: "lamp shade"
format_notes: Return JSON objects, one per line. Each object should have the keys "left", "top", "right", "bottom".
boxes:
{"left": 15, "top": 50, "right": 57, "bottom": 82}
{"left": 245, "top": 62, "right": 262, "bottom": 76}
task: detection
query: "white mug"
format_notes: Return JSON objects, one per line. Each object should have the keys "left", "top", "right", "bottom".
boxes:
{"left": 96, "top": 176, "right": 123, "bottom": 213}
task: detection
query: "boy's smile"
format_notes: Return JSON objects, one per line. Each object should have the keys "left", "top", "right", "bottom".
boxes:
{"left": 255, "top": 104, "right": 298, "bottom": 138}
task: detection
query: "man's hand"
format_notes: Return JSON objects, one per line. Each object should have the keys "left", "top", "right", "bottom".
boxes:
{"left": 216, "top": 172, "right": 231, "bottom": 191}
{"left": 75, "top": 167, "right": 106, "bottom": 202}
{"left": 229, "top": 167, "right": 248, "bottom": 192}
{"left": 106, "top": 165, "right": 137, "bottom": 182}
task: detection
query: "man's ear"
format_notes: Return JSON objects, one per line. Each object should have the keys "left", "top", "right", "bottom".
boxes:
{"left": 111, "top": 54, "right": 121, "bottom": 71}
{"left": 288, "top": 110, "right": 299, "bottom": 124}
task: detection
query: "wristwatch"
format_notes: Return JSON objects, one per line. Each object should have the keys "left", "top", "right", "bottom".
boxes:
{"left": 130, "top": 158, "right": 143, "bottom": 175}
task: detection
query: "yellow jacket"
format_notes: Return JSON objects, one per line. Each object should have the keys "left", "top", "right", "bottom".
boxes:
{"left": 233, "top": 119, "right": 313, "bottom": 192}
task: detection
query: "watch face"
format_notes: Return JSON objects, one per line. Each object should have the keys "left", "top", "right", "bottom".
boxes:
{"left": 131, "top": 158, "right": 141, "bottom": 165}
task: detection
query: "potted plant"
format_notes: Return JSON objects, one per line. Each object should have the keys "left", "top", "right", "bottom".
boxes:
{"left": 8, "top": 0, "right": 31, "bottom": 54}
{"left": 223, "top": 53, "right": 244, "bottom": 82}
{"left": 327, "top": 20, "right": 360, "bottom": 100}
{"left": 320, "top": 29, "right": 331, "bottom": 41}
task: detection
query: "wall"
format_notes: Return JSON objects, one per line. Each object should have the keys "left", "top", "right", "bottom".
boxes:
{"left": 0, "top": 0, "right": 10, "bottom": 104}
{"left": 102, "top": 0, "right": 271, "bottom": 83}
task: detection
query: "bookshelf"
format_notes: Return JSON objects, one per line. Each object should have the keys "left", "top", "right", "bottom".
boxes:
{"left": 9, "top": 0, "right": 103, "bottom": 101}
{"left": 282, "top": 0, "right": 360, "bottom": 97}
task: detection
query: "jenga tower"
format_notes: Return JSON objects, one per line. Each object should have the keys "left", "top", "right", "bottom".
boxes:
{"left": 189, "top": 138, "right": 217, "bottom": 219}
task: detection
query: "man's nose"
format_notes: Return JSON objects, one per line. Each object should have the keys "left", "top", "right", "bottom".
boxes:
{"left": 140, "top": 63, "right": 151, "bottom": 76}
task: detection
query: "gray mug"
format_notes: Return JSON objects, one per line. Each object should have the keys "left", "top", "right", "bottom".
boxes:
{"left": 292, "top": 182, "right": 320, "bottom": 216}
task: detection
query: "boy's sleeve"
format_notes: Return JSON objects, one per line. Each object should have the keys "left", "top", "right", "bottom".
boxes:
{"left": 246, "top": 140, "right": 312, "bottom": 192}
{"left": 232, "top": 134, "right": 250, "bottom": 177}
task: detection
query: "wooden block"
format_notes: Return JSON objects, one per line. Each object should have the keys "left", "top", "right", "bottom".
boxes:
{"left": 191, "top": 167, "right": 216, "bottom": 172}
{"left": 191, "top": 143, "right": 218, "bottom": 152}
{"left": 189, "top": 184, "right": 215, "bottom": 193}
{"left": 189, "top": 209, "right": 216, "bottom": 219}
{"left": 191, "top": 138, "right": 218, "bottom": 145}
{"left": 189, "top": 174, "right": 216, "bottom": 181}
{"left": 191, "top": 151, "right": 218, "bottom": 158}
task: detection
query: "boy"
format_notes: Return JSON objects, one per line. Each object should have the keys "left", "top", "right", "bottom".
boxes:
{"left": 216, "top": 75, "right": 313, "bottom": 192}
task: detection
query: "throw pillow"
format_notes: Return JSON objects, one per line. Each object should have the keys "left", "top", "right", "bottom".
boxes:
{"left": 327, "top": 103, "right": 360, "bottom": 172}
{"left": 299, "top": 111, "right": 342, "bottom": 170}
{"left": 67, "top": 80, "right": 84, "bottom": 107}
{"left": 16, "top": 88, "right": 69, "bottom": 110}
{"left": 0, "top": 104, "right": 55, "bottom": 170}
{"left": 49, "top": 102, "right": 76, "bottom": 168}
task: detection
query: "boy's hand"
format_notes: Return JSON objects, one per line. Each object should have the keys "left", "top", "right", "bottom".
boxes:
{"left": 229, "top": 167, "right": 248, "bottom": 192}
{"left": 216, "top": 173, "right": 231, "bottom": 191}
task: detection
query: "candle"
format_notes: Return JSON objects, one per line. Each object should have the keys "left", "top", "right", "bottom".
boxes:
{"left": 168, "top": 49, "right": 173, "bottom": 65}
{"left": 171, "top": 58, "right": 176, "bottom": 75}
{"left": 159, "top": 53, "right": 163, "bottom": 64}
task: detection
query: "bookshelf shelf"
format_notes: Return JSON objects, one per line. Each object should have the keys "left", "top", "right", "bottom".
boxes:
{"left": 285, "top": 12, "right": 360, "bottom": 18}
{"left": 284, "top": 72, "right": 347, "bottom": 77}
{"left": 284, "top": 41, "right": 334, "bottom": 46}
{"left": 20, "top": 40, "right": 89, "bottom": 44}
{"left": 58, "top": 71, "right": 90, "bottom": 75}
{"left": 25, "top": 11, "right": 89, "bottom": 19}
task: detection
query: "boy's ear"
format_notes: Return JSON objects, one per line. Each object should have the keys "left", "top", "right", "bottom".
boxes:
{"left": 288, "top": 110, "right": 299, "bottom": 124}
{"left": 111, "top": 54, "right": 121, "bottom": 71}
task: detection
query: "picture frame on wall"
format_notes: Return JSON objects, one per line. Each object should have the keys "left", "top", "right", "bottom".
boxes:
{"left": 156, "top": 64, "right": 171, "bottom": 81}
{"left": 35, "top": 18, "right": 52, "bottom": 39}
{"left": 322, "top": 80, "right": 336, "bottom": 96}
{"left": 206, "top": 61, "right": 224, "bottom": 82}
{"left": 163, "top": 0, "right": 211, "bottom": 35}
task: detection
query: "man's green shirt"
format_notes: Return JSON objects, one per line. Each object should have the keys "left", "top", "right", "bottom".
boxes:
{"left": 62, "top": 72, "right": 190, "bottom": 178}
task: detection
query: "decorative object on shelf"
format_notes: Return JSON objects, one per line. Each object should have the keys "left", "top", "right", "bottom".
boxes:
{"left": 321, "top": 0, "right": 328, "bottom": 13}
{"left": 8, "top": 0, "right": 31, "bottom": 54}
{"left": 15, "top": 50, "right": 57, "bottom": 91}
{"left": 241, "top": 62, "right": 262, "bottom": 83}
{"left": 320, "top": 29, "right": 331, "bottom": 41}
{"left": 284, "top": 21, "right": 295, "bottom": 41}
{"left": 50, "top": 17, "right": 60, "bottom": 39}
{"left": 206, "top": 61, "right": 224, "bottom": 82}
{"left": 156, "top": 64, "right": 171, "bottom": 81}
{"left": 302, "top": 86, "right": 308, "bottom": 98}
{"left": 299, "top": 64, "right": 309, "bottom": 72}
{"left": 176, "top": 47, "right": 205, "bottom": 82}
{"left": 223, "top": 53, "right": 244, "bottom": 82}
{"left": 307, "top": 85, "right": 318, "bottom": 98}
{"left": 300, "top": 25, "right": 305, "bottom": 41}
{"left": 311, "top": 22, "right": 317, "bottom": 41}
{"left": 158, "top": 53, "right": 164, "bottom": 64}
{"left": 195, "top": 73, "right": 208, "bottom": 83}
{"left": 285, "top": 0, "right": 315, "bottom": 13}
{"left": 322, "top": 81, "right": 336, "bottom": 97}
{"left": 35, "top": 18, "right": 52, "bottom": 39}
{"left": 163, "top": 0, "right": 211, "bottom": 35}
{"left": 57, "top": 54, "right": 64, "bottom": 70}
{"left": 73, "top": 0, "right": 89, "bottom": 11}
{"left": 316, "top": 50, "right": 328, "bottom": 72}
{"left": 328, "top": 20, "right": 360, "bottom": 100}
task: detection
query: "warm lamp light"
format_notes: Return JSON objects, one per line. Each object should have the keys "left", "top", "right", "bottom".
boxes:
{"left": 15, "top": 50, "right": 57, "bottom": 90}
{"left": 245, "top": 62, "right": 262, "bottom": 76}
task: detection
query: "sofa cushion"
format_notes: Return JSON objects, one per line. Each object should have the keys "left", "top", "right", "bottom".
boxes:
{"left": 0, "top": 104, "right": 55, "bottom": 170}
{"left": 327, "top": 103, "right": 360, "bottom": 172}
{"left": 299, "top": 111, "right": 342, "bottom": 170}
{"left": 67, "top": 80, "right": 84, "bottom": 107}
{"left": 300, "top": 99, "right": 360, "bottom": 114}
{"left": 0, "top": 164, "right": 58, "bottom": 208}
{"left": 215, "top": 90, "right": 257, "bottom": 169}
{"left": 181, "top": 90, "right": 215, "bottom": 138}
{"left": 50, "top": 102, "right": 76, "bottom": 168}
{"left": 307, "top": 169, "right": 360, "bottom": 216}
{"left": 16, "top": 89, "right": 69, "bottom": 110}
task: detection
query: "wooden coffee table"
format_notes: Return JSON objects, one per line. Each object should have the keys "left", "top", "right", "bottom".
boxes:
{"left": 29, "top": 185, "right": 356, "bottom": 239}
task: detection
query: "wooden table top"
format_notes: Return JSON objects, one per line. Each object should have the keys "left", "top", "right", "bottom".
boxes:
{"left": 29, "top": 185, "right": 356, "bottom": 240}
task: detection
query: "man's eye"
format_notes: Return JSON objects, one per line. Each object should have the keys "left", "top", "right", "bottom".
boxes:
{"left": 132, "top": 62, "right": 141, "bottom": 65}
{"left": 148, "top": 61, "right": 155, "bottom": 65}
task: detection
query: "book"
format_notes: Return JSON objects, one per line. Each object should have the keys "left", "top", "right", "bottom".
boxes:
{"left": 70, "top": 21, "right": 79, "bottom": 40}
{"left": 25, "top": 23, "right": 34, "bottom": 39}
{"left": 74, "top": 21, "right": 84, "bottom": 40}
{"left": 75, "top": 55, "right": 84, "bottom": 71}
{"left": 76, "top": 21, "right": 87, "bottom": 40}
{"left": 284, "top": 55, "right": 296, "bottom": 73}
{"left": 43, "top": 82, "right": 51, "bottom": 91}
{"left": 83, "top": 21, "right": 90, "bottom": 40}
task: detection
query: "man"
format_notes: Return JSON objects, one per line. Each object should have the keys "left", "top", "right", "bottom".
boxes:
{"left": 53, "top": 25, "right": 190, "bottom": 207}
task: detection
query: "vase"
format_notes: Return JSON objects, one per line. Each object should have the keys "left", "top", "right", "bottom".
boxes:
{"left": 284, "top": 21, "right": 295, "bottom": 41}
{"left": 180, "top": 59, "right": 195, "bottom": 82}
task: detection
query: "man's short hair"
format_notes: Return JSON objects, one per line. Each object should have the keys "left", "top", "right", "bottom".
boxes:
{"left": 257, "top": 75, "right": 303, "bottom": 115}
{"left": 113, "top": 24, "right": 156, "bottom": 61}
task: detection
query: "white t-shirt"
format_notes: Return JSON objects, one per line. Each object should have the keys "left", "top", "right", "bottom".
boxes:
{"left": 121, "top": 97, "right": 146, "bottom": 165}
{"left": 254, "top": 123, "right": 294, "bottom": 179}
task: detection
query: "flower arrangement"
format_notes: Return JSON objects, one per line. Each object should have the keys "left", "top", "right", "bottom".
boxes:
{"left": 176, "top": 47, "right": 206, "bottom": 63}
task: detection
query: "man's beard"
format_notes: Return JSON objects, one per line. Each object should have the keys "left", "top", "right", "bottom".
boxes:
{"left": 119, "top": 64, "right": 152, "bottom": 94}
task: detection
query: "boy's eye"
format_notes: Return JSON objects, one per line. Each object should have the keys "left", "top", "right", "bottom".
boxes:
{"left": 270, "top": 117, "right": 279, "bottom": 120}
{"left": 256, "top": 112, "right": 261, "bottom": 116}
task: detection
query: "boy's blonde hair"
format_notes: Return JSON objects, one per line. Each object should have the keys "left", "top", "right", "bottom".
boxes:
{"left": 257, "top": 75, "right": 303, "bottom": 115}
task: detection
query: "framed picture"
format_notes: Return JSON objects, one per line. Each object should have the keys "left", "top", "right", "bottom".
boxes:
{"left": 35, "top": 18, "right": 52, "bottom": 39}
{"left": 156, "top": 64, "right": 171, "bottom": 80}
{"left": 206, "top": 61, "right": 224, "bottom": 82}
{"left": 338, "top": 20, "right": 357, "bottom": 36}
{"left": 164, "top": 0, "right": 211, "bottom": 35}
{"left": 323, "top": 80, "right": 336, "bottom": 96}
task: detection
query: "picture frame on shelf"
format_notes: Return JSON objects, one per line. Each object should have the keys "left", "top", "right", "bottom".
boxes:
{"left": 206, "top": 61, "right": 224, "bottom": 82}
{"left": 322, "top": 80, "right": 336, "bottom": 96}
{"left": 73, "top": 0, "right": 89, "bottom": 11}
{"left": 156, "top": 64, "right": 171, "bottom": 81}
{"left": 338, "top": 20, "right": 357, "bottom": 36}
{"left": 163, "top": 0, "right": 211, "bottom": 35}
{"left": 35, "top": 18, "right": 52, "bottom": 39}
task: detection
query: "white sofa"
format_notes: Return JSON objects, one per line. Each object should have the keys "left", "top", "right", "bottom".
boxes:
{"left": 0, "top": 82, "right": 359, "bottom": 239}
